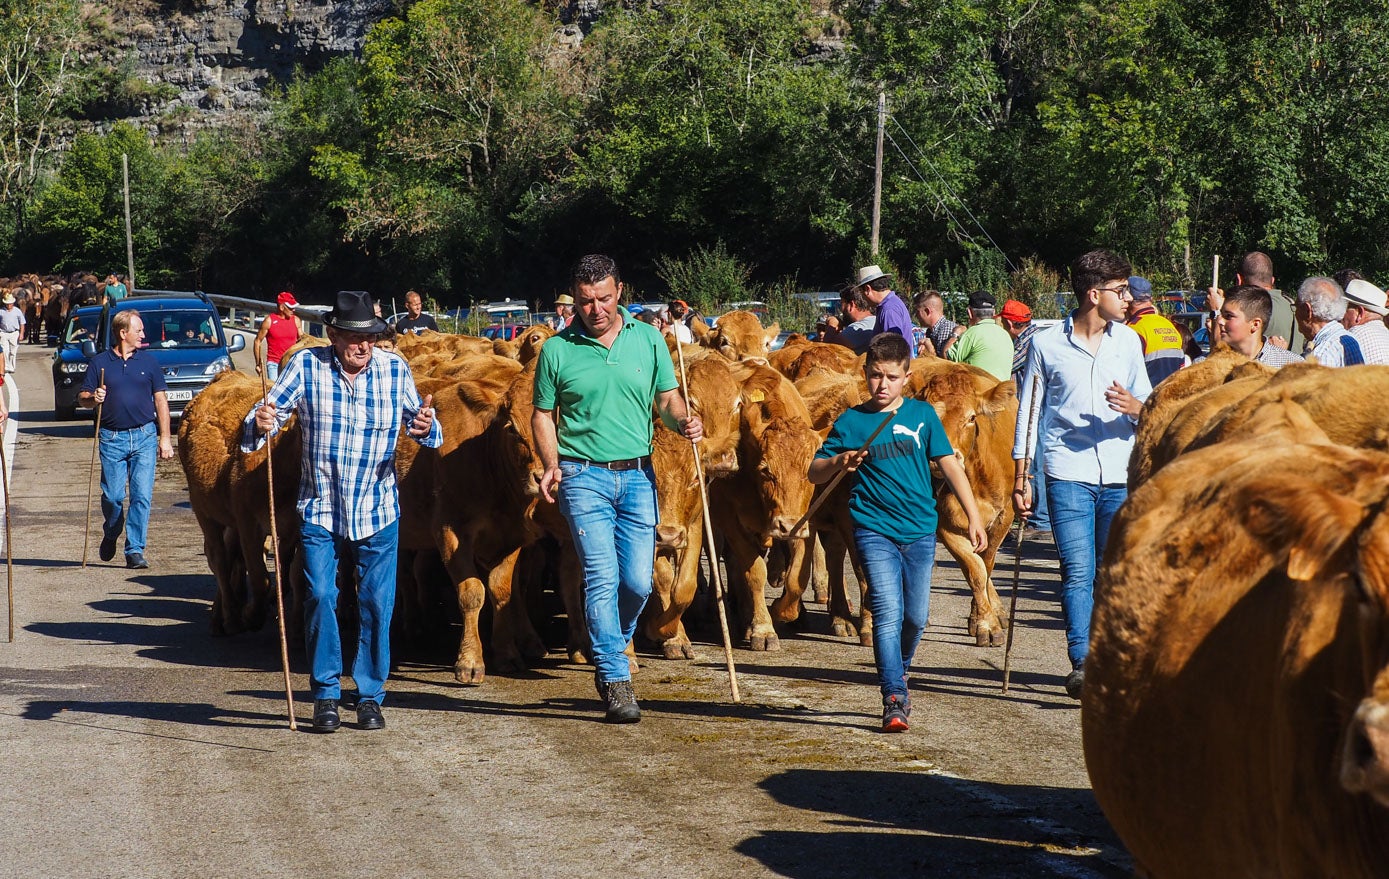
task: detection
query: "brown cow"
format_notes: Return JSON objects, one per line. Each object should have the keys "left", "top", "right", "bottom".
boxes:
{"left": 178, "top": 370, "right": 261, "bottom": 634}
{"left": 642, "top": 352, "right": 743, "bottom": 659}
{"left": 706, "top": 310, "right": 780, "bottom": 361}
{"left": 709, "top": 362, "right": 821, "bottom": 650}
{"left": 1128, "top": 344, "right": 1274, "bottom": 488}
{"left": 1085, "top": 425, "right": 1389, "bottom": 877}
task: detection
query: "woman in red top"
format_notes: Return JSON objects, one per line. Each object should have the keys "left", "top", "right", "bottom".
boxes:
{"left": 255, "top": 291, "right": 304, "bottom": 380}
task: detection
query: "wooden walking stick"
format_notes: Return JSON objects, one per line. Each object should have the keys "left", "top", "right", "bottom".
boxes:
{"left": 1002, "top": 373, "right": 1042, "bottom": 694}
{"left": 259, "top": 343, "right": 298, "bottom": 731}
{"left": 82, "top": 369, "right": 104, "bottom": 568}
{"left": 674, "top": 341, "right": 740, "bottom": 703}
{"left": 2, "top": 427, "right": 11, "bottom": 643}
{"left": 787, "top": 410, "right": 897, "bottom": 539}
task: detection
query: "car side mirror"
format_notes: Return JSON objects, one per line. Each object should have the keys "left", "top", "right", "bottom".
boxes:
{"left": 228, "top": 334, "right": 245, "bottom": 353}
{"left": 81, "top": 340, "right": 96, "bottom": 358}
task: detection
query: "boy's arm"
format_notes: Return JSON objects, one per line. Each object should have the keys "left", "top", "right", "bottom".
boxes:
{"left": 808, "top": 448, "right": 867, "bottom": 484}
{"left": 937, "top": 453, "right": 988, "bottom": 552}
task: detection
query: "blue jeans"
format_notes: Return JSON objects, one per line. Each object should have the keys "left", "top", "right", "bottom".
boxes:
{"left": 854, "top": 527, "right": 937, "bottom": 702}
{"left": 300, "top": 519, "right": 399, "bottom": 703}
{"left": 557, "top": 460, "right": 658, "bottom": 684}
{"left": 1029, "top": 435, "right": 1051, "bottom": 530}
{"left": 1047, "top": 480, "right": 1126, "bottom": 669}
{"left": 99, "top": 422, "right": 157, "bottom": 559}
{"left": 265, "top": 361, "right": 279, "bottom": 382}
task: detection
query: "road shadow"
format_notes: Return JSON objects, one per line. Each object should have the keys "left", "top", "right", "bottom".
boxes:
{"left": 21, "top": 698, "right": 285, "bottom": 731}
{"left": 17, "top": 422, "right": 92, "bottom": 439}
{"left": 738, "top": 768, "right": 1130, "bottom": 878}
{"left": 25, "top": 573, "right": 294, "bottom": 674}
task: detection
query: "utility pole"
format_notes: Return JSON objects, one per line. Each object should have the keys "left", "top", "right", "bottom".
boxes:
{"left": 870, "top": 86, "right": 886, "bottom": 257}
{"left": 122, "top": 153, "right": 135, "bottom": 289}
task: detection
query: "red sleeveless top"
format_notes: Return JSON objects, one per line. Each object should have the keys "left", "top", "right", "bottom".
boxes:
{"left": 265, "top": 313, "right": 299, "bottom": 363}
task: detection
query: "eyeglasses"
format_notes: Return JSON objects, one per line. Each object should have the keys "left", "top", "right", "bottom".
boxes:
{"left": 1095, "top": 284, "right": 1132, "bottom": 300}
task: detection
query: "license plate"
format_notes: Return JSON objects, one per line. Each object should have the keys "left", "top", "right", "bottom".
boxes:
{"left": 166, "top": 389, "right": 194, "bottom": 402}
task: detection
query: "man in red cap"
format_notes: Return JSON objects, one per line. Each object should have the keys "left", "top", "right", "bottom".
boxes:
{"left": 999, "top": 299, "right": 1035, "bottom": 382}
{"left": 255, "top": 291, "right": 303, "bottom": 381}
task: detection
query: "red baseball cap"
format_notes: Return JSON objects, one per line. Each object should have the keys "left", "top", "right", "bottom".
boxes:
{"left": 1000, "top": 299, "right": 1032, "bottom": 322}
{"left": 277, "top": 291, "right": 298, "bottom": 307}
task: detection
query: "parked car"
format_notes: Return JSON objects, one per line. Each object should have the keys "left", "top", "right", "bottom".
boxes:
{"left": 482, "top": 324, "right": 527, "bottom": 341}
{"left": 80, "top": 291, "right": 245, "bottom": 419}
{"left": 51, "top": 305, "right": 104, "bottom": 419}
{"left": 792, "top": 291, "right": 842, "bottom": 316}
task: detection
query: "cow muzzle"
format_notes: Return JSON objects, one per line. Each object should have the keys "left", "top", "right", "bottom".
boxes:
{"left": 1341, "top": 699, "right": 1389, "bottom": 807}
{"left": 655, "top": 523, "right": 687, "bottom": 550}
{"left": 768, "top": 515, "right": 811, "bottom": 541}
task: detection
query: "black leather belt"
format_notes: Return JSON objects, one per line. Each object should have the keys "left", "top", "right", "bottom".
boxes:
{"left": 560, "top": 455, "right": 650, "bottom": 471}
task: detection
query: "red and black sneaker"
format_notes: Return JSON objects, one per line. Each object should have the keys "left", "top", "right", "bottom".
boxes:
{"left": 882, "top": 695, "right": 910, "bottom": 732}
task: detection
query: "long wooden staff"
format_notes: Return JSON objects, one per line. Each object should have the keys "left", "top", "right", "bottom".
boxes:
{"left": 82, "top": 368, "right": 104, "bottom": 567}
{"left": 788, "top": 410, "right": 897, "bottom": 539}
{"left": 673, "top": 342, "right": 740, "bottom": 703}
{"left": 259, "top": 343, "right": 297, "bottom": 731}
{"left": 2, "top": 423, "right": 11, "bottom": 642}
{"left": 1002, "top": 373, "right": 1042, "bottom": 694}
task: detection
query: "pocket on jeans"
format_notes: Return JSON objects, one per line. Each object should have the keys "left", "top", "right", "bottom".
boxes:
{"left": 559, "top": 461, "right": 584, "bottom": 478}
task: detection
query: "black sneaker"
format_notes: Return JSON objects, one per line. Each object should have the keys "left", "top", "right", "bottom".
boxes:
{"left": 882, "top": 695, "right": 910, "bottom": 732}
{"left": 126, "top": 552, "right": 148, "bottom": 570}
{"left": 312, "top": 699, "right": 340, "bottom": 733}
{"left": 603, "top": 680, "right": 641, "bottom": 724}
{"left": 99, "top": 536, "right": 117, "bottom": 562}
{"left": 1065, "top": 666, "right": 1085, "bottom": 700}
{"left": 357, "top": 699, "right": 385, "bottom": 731}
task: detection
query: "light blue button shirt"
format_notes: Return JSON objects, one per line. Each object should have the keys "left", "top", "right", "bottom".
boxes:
{"left": 1012, "top": 315, "right": 1152, "bottom": 485}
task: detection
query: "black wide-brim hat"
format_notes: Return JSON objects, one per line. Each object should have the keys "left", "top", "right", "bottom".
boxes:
{"left": 324, "top": 290, "right": 388, "bottom": 334}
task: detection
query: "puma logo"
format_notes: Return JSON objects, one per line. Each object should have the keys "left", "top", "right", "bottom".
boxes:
{"left": 892, "top": 422, "right": 925, "bottom": 449}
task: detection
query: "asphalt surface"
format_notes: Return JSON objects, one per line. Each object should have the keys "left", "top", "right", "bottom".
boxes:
{"left": 0, "top": 335, "right": 1129, "bottom": 878}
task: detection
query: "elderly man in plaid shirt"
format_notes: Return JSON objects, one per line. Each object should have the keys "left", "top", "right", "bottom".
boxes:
{"left": 244, "top": 290, "right": 442, "bottom": 733}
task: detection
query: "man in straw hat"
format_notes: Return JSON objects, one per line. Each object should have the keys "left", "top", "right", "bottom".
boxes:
{"left": 1341, "top": 278, "right": 1389, "bottom": 365}
{"left": 244, "top": 290, "right": 442, "bottom": 733}
{"left": 554, "top": 293, "right": 576, "bottom": 330}
{"left": 855, "top": 264, "right": 914, "bottom": 358}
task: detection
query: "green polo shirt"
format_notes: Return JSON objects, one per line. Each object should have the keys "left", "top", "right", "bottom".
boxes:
{"left": 947, "top": 319, "right": 1014, "bottom": 381}
{"left": 534, "top": 307, "right": 678, "bottom": 462}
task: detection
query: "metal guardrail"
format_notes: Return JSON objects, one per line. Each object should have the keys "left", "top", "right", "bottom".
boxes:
{"left": 133, "top": 289, "right": 331, "bottom": 337}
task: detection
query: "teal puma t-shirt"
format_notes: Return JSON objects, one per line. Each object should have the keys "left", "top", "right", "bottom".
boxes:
{"left": 815, "top": 397, "right": 954, "bottom": 543}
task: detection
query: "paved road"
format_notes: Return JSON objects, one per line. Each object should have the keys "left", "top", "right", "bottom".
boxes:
{"left": 0, "top": 339, "right": 1129, "bottom": 878}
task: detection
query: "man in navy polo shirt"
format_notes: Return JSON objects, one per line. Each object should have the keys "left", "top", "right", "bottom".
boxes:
{"left": 79, "top": 310, "right": 174, "bottom": 569}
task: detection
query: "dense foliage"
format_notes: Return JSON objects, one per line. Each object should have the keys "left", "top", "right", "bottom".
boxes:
{"left": 3, "top": 0, "right": 1388, "bottom": 310}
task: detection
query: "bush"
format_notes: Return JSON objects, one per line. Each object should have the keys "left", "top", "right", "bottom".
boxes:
{"left": 1008, "top": 256, "right": 1063, "bottom": 319}
{"left": 654, "top": 241, "right": 756, "bottom": 316}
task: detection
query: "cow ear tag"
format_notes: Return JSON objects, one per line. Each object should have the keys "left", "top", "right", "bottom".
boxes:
{"left": 747, "top": 390, "right": 765, "bottom": 403}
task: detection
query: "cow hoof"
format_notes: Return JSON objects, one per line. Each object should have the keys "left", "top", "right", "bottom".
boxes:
{"left": 568, "top": 647, "right": 590, "bottom": 665}
{"left": 627, "top": 655, "right": 640, "bottom": 675}
{"left": 453, "top": 662, "right": 486, "bottom": 686}
{"left": 662, "top": 641, "right": 697, "bottom": 661}
{"left": 859, "top": 631, "right": 874, "bottom": 648}
{"left": 967, "top": 616, "right": 980, "bottom": 636}
{"left": 831, "top": 619, "right": 858, "bottom": 639}
{"left": 748, "top": 632, "right": 781, "bottom": 652}
{"left": 813, "top": 587, "right": 829, "bottom": 603}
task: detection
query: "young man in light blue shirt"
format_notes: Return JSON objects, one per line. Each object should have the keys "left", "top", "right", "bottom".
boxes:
{"left": 1011, "top": 249, "right": 1151, "bottom": 700}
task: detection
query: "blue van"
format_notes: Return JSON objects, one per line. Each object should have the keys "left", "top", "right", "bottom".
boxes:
{"left": 51, "top": 305, "right": 104, "bottom": 418}
{"left": 81, "top": 291, "right": 245, "bottom": 419}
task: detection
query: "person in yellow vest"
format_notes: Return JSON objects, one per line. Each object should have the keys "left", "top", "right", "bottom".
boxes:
{"left": 1124, "top": 276, "right": 1185, "bottom": 385}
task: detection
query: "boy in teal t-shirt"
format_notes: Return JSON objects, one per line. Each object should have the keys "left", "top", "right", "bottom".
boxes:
{"left": 809, "top": 333, "right": 987, "bottom": 732}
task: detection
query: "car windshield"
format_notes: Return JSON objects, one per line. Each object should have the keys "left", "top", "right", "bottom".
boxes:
{"left": 64, "top": 311, "right": 99, "bottom": 345}
{"left": 112, "top": 306, "right": 219, "bottom": 349}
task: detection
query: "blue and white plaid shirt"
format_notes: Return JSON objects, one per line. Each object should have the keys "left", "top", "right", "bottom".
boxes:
{"left": 242, "top": 345, "right": 442, "bottom": 539}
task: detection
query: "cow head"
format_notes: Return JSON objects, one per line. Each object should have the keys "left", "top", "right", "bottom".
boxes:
{"left": 514, "top": 325, "right": 555, "bottom": 365}
{"left": 680, "top": 355, "right": 742, "bottom": 476}
{"left": 499, "top": 364, "right": 548, "bottom": 501}
{"left": 915, "top": 367, "right": 1016, "bottom": 467}
{"left": 709, "top": 311, "right": 780, "bottom": 362}
{"left": 737, "top": 366, "right": 820, "bottom": 544}
{"left": 1244, "top": 465, "right": 1389, "bottom": 808}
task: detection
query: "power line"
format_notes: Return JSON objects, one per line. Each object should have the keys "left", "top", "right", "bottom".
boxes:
{"left": 883, "top": 111, "right": 1017, "bottom": 273}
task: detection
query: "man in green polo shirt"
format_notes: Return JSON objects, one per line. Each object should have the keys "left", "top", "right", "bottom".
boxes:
{"left": 533, "top": 254, "right": 704, "bottom": 723}
{"left": 946, "top": 289, "right": 1015, "bottom": 381}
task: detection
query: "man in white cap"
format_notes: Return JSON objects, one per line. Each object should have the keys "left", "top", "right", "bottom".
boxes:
{"left": 1341, "top": 278, "right": 1389, "bottom": 365}
{"left": 855, "top": 265, "right": 914, "bottom": 357}
{"left": 0, "top": 292, "right": 26, "bottom": 373}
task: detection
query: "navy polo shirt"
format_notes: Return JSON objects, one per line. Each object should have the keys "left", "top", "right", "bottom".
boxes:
{"left": 80, "top": 349, "right": 167, "bottom": 430}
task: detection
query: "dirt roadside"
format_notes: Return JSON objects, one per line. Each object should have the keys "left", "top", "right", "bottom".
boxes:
{"left": 0, "top": 338, "right": 1129, "bottom": 879}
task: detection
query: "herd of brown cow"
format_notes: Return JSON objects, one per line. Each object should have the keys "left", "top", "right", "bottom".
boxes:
{"left": 177, "top": 309, "right": 1389, "bottom": 875}
{"left": 1087, "top": 346, "right": 1389, "bottom": 876}
{"left": 178, "top": 312, "right": 1020, "bottom": 684}
{"left": 0, "top": 273, "right": 108, "bottom": 344}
